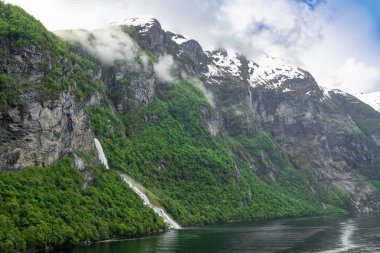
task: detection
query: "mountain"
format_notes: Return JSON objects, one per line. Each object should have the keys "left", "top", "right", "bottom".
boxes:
{"left": 112, "top": 17, "right": 380, "bottom": 212}
{"left": 1, "top": 3, "right": 380, "bottom": 252}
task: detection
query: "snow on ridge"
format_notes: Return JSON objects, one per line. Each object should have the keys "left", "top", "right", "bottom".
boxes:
{"left": 317, "top": 88, "right": 380, "bottom": 112}
{"left": 204, "top": 49, "right": 307, "bottom": 89}
{"left": 330, "top": 89, "right": 350, "bottom": 96}
{"left": 113, "top": 17, "right": 156, "bottom": 33}
{"left": 322, "top": 88, "right": 352, "bottom": 97}
{"left": 172, "top": 34, "right": 189, "bottom": 45}
{"left": 282, "top": 88, "right": 294, "bottom": 92}
{"left": 356, "top": 91, "right": 380, "bottom": 112}
{"left": 319, "top": 87, "right": 344, "bottom": 99}
{"left": 207, "top": 49, "right": 243, "bottom": 78}
{"left": 120, "top": 17, "right": 156, "bottom": 27}
{"left": 249, "top": 55, "right": 307, "bottom": 88}
{"left": 206, "top": 64, "right": 221, "bottom": 78}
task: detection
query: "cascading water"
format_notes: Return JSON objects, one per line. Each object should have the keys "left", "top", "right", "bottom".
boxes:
{"left": 93, "top": 138, "right": 181, "bottom": 230}
{"left": 248, "top": 87, "right": 254, "bottom": 113}
{"left": 94, "top": 138, "right": 109, "bottom": 170}
{"left": 121, "top": 174, "right": 181, "bottom": 229}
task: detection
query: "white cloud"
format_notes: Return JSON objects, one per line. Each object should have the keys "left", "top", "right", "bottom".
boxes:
{"left": 153, "top": 55, "right": 175, "bottom": 82}
{"left": 56, "top": 27, "right": 138, "bottom": 65}
{"left": 297, "top": 1, "right": 380, "bottom": 93}
{"left": 333, "top": 58, "right": 380, "bottom": 94}
{"left": 140, "top": 54, "right": 149, "bottom": 71}
{"left": 190, "top": 78, "right": 215, "bottom": 107}
{"left": 214, "top": 0, "right": 325, "bottom": 61}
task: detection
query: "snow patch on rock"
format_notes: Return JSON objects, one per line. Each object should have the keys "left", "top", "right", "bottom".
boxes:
{"left": 249, "top": 55, "right": 307, "bottom": 88}
{"left": 115, "top": 17, "right": 156, "bottom": 33}
{"left": 204, "top": 49, "right": 307, "bottom": 90}
{"left": 172, "top": 34, "right": 189, "bottom": 45}
{"left": 205, "top": 49, "right": 243, "bottom": 78}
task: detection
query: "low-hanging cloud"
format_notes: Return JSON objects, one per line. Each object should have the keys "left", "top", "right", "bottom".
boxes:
{"left": 333, "top": 58, "right": 380, "bottom": 94}
{"left": 189, "top": 78, "right": 216, "bottom": 107}
{"left": 56, "top": 26, "right": 138, "bottom": 65}
{"left": 153, "top": 55, "right": 175, "bottom": 83}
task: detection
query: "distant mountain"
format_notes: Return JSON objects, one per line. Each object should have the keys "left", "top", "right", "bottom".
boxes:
{"left": 356, "top": 91, "right": 380, "bottom": 112}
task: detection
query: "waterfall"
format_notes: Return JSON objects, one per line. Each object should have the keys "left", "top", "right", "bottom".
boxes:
{"left": 248, "top": 87, "right": 254, "bottom": 112}
{"left": 93, "top": 138, "right": 180, "bottom": 229}
{"left": 94, "top": 138, "right": 109, "bottom": 169}
{"left": 121, "top": 174, "right": 181, "bottom": 229}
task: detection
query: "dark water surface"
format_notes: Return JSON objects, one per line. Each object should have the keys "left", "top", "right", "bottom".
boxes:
{"left": 55, "top": 213, "right": 380, "bottom": 253}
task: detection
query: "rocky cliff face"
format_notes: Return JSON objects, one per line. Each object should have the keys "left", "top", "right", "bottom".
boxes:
{"left": 0, "top": 41, "right": 94, "bottom": 170}
{"left": 197, "top": 47, "right": 380, "bottom": 212}
{"left": 0, "top": 92, "right": 93, "bottom": 170}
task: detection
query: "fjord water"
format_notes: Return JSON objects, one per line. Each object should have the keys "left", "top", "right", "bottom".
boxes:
{"left": 55, "top": 213, "right": 380, "bottom": 253}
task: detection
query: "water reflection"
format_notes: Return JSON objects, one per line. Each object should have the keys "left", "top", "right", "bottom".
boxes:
{"left": 156, "top": 230, "right": 179, "bottom": 252}
{"left": 55, "top": 214, "right": 380, "bottom": 253}
{"left": 318, "top": 220, "right": 360, "bottom": 253}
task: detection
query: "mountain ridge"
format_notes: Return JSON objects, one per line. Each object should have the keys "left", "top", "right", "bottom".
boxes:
{"left": 57, "top": 16, "right": 380, "bottom": 213}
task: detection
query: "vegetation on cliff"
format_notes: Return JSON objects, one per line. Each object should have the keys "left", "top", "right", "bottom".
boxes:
{"left": 88, "top": 80, "right": 345, "bottom": 225}
{"left": 0, "top": 158, "right": 165, "bottom": 252}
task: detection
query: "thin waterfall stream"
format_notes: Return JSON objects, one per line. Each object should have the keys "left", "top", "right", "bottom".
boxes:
{"left": 94, "top": 138, "right": 109, "bottom": 170}
{"left": 93, "top": 138, "right": 181, "bottom": 230}
{"left": 120, "top": 174, "right": 181, "bottom": 229}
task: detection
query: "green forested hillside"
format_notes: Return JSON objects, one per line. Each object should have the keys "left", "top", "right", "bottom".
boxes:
{"left": 0, "top": 158, "right": 165, "bottom": 252}
{"left": 88, "top": 80, "right": 345, "bottom": 225}
{"left": 0, "top": 3, "right": 167, "bottom": 251}
{"left": 0, "top": 1, "right": 66, "bottom": 53}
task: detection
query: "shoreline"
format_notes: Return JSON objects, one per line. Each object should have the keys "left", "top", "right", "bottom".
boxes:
{"left": 21, "top": 212, "right": 360, "bottom": 253}
{"left": 20, "top": 228, "right": 169, "bottom": 253}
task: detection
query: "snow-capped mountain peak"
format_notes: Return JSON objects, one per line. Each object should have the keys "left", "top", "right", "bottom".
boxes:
{"left": 204, "top": 49, "right": 308, "bottom": 89}
{"left": 118, "top": 17, "right": 156, "bottom": 26}
{"left": 249, "top": 55, "right": 307, "bottom": 88}
{"left": 111, "top": 17, "right": 158, "bottom": 33}
{"left": 206, "top": 48, "right": 244, "bottom": 78}
{"left": 171, "top": 34, "right": 189, "bottom": 45}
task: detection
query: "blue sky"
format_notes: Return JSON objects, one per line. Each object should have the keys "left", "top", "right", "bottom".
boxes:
{"left": 360, "top": 0, "right": 380, "bottom": 41}
{"left": 339, "top": 0, "right": 380, "bottom": 37}
{"left": 5, "top": 0, "right": 380, "bottom": 94}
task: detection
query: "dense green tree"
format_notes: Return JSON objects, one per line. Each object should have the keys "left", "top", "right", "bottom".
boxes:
{"left": 0, "top": 158, "right": 166, "bottom": 252}
{"left": 88, "top": 80, "right": 346, "bottom": 226}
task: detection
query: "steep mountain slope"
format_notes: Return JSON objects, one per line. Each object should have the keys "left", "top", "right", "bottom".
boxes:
{"left": 0, "top": 3, "right": 94, "bottom": 170}
{"left": 0, "top": 4, "right": 165, "bottom": 252}
{"left": 1, "top": 3, "right": 380, "bottom": 252}
{"left": 106, "top": 17, "right": 380, "bottom": 213}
